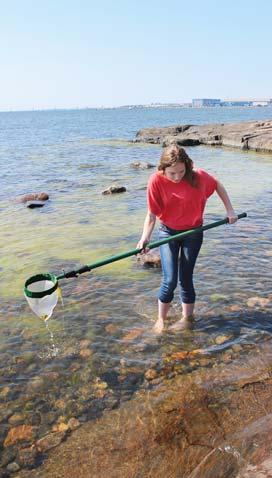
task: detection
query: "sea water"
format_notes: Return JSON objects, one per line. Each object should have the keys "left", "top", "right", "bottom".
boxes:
{"left": 0, "top": 106, "right": 271, "bottom": 456}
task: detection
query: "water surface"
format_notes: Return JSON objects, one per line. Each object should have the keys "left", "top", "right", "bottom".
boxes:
{"left": 0, "top": 107, "right": 271, "bottom": 467}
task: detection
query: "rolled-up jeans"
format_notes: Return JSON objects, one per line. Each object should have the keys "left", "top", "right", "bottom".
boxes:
{"left": 158, "top": 224, "right": 203, "bottom": 304}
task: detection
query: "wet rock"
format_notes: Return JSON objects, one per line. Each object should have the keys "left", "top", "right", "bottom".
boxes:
{"left": 79, "top": 349, "right": 93, "bottom": 359}
{"left": 93, "top": 389, "right": 107, "bottom": 399}
{"left": 6, "top": 462, "right": 20, "bottom": 473}
{"left": 69, "top": 362, "right": 81, "bottom": 372}
{"left": 228, "top": 304, "right": 242, "bottom": 312}
{"left": 41, "top": 413, "right": 57, "bottom": 428}
{"left": 16, "top": 192, "right": 49, "bottom": 203}
{"left": 52, "top": 423, "right": 69, "bottom": 433}
{"left": 144, "top": 369, "right": 158, "bottom": 381}
{"left": 247, "top": 296, "right": 270, "bottom": 308}
{"left": 26, "top": 377, "right": 45, "bottom": 394}
{"left": 8, "top": 414, "right": 25, "bottom": 426}
{"left": 14, "top": 342, "right": 272, "bottom": 478}
{"left": 214, "top": 335, "right": 231, "bottom": 345}
{"left": 36, "top": 432, "right": 66, "bottom": 453}
{"left": 17, "top": 447, "right": 38, "bottom": 469}
{"left": 168, "top": 351, "right": 189, "bottom": 361}
{"left": 0, "top": 409, "right": 13, "bottom": 422}
{"left": 27, "top": 413, "right": 42, "bottom": 427}
{"left": 0, "top": 387, "right": 12, "bottom": 401}
{"left": 92, "top": 379, "right": 108, "bottom": 390}
{"left": 26, "top": 201, "right": 46, "bottom": 209}
{"left": 101, "top": 185, "right": 126, "bottom": 195}
{"left": 67, "top": 418, "right": 80, "bottom": 430}
{"left": 105, "top": 324, "right": 118, "bottom": 334}
{"left": 55, "top": 399, "right": 66, "bottom": 411}
{"left": 79, "top": 339, "right": 91, "bottom": 349}
{"left": 134, "top": 120, "right": 272, "bottom": 154}
{"left": 4, "top": 425, "right": 36, "bottom": 448}
{"left": 13, "top": 352, "right": 35, "bottom": 365}
{"left": 210, "top": 293, "right": 229, "bottom": 303}
{"left": 62, "top": 346, "right": 77, "bottom": 358}
{"left": 0, "top": 446, "right": 17, "bottom": 466}
{"left": 121, "top": 329, "right": 144, "bottom": 341}
{"left": 130, "top": 161, "right": 155, "bottom": 169}
{"left": 136, "top": 250, "right": 161, "bottom": 268}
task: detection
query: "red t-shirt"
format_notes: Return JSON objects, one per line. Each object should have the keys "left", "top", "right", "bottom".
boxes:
{"left": 147, "top": 169, "right": 217, "bottom": 230}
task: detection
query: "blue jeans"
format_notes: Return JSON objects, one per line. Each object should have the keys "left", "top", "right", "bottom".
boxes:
{"left": 158, "top": 224, "right": 203, "bottom": 304}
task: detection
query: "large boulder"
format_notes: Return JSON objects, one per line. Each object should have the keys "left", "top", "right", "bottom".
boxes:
{"left": 134, "top": 120, "right": 272, "bottom": 153}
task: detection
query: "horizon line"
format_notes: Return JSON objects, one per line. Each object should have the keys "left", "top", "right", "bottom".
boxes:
{"left": 1, "top": 102, "right": 272, "bottom": 114}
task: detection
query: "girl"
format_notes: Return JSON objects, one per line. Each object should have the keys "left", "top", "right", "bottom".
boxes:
{"left": 137, "top": 145, "right": 237, "bottom": 333}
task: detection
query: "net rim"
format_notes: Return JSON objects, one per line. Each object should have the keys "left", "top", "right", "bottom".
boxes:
{"left": 24, "top": 273, "right": 58, "bottom": 298}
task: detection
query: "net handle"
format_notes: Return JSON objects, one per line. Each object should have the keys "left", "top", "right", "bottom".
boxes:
{"left": 56, "top": 212, "right": 247, "bottom": 279}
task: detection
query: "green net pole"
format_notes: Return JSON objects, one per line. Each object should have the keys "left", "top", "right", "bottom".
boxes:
{"left": 56, "top": 213, "right": 247, "bottom": 280}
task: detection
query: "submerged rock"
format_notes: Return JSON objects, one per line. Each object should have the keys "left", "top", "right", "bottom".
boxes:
{"left": 36, "top": 432, "right": 66, "bottom": 453}
{"left": 4, "top": 425, "right": 35, "bottom": 448}
{"left": 121, "top": 329, "right": 144, "bottom": 341}
{"left": 136, "top": 250, "right": 161, "bottom": 268}
{"left": 247, "top": 296, "right": 270, "bottom": 308}
{"left": 16, "top": 341, "right": 272, "bottom": 478}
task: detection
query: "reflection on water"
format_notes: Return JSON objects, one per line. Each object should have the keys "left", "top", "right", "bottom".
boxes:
{"left": 0, "top": 108, "right": 271, "bottom": 474}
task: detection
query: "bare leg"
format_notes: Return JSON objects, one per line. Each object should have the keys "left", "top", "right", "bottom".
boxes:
{"left": 169, "top": 302, "right": 195, "bottom": 331}
{"left": 182, "top": 302, "right": 195, "bottom": 319}
{"left": 153, "top": 300, "right": 170, "bottom": 333}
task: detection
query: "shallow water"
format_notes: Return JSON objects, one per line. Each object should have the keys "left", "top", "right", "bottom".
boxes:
{"left": 0, "top": 107, "right": 272, "bottom": 469}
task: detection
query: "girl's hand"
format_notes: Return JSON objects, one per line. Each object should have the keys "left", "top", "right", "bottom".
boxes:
{"left": 227, "top": 211, "right": 238, "bottom": 224}
{"left": 137, "top": 238, "right": 150, "bottom": 253}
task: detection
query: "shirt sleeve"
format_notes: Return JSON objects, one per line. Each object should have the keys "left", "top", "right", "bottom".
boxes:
{"left": 198, "top": 169, "right": 218, "bottom": 198}
{"left": 147, "top": 174, "right": 163, "bottom": 216}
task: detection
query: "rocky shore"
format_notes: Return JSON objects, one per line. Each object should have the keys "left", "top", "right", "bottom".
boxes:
{"left": 16, "top": 340, "right": 272, "bottom": 478}
{"left": 134, "top": 119, "right": 272, "bottom": 153}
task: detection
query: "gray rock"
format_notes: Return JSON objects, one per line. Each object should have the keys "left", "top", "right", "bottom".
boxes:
{"left": 130, "top": 161, "right": 155, "bottom": 169}
{"left": 102, "top": 185, "right": 127, "bottom": 195}
{"left": 134, "top": 120, "right": 272, "bottom": 153}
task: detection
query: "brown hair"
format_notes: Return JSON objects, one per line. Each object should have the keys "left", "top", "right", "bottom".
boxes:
{"left": 158, "top": 144, "right": 197, "bottom": 187}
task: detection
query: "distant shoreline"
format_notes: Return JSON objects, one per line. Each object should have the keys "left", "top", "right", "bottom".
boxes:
{"left": 1, "top": 104, "right": 272, "bottom": 114}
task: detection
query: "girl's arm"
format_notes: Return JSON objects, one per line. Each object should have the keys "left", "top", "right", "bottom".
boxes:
{"left": 216, "top": 181, "right": 238, "bottom": 224}
{"left": 137, "top": 210, "right": 156, "bottom": 250}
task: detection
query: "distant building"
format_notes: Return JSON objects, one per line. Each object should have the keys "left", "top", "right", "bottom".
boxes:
{"left": 220, "top": 100, "right": 253, "bottom": 107}
{"left": 192, "top": 98, "right": 221, "bottom": 107}
{"left": 221, "top": 98, "right": 272, "bottom": 107}
{"left": 252, "top": 100, "right": 271, "bottom": 106}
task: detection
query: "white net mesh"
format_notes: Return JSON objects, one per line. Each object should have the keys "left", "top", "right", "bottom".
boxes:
{"left": 24, "top": 280, "right": 59, "bottom": 320}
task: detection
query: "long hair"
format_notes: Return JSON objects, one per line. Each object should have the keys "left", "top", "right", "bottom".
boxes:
{"left": 158, "top": 144, "right": 197, "bottom": 187}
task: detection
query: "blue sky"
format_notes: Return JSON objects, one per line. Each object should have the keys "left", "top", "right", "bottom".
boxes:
{"left": 0, "top": 0, "right": 271, "bottom": 110}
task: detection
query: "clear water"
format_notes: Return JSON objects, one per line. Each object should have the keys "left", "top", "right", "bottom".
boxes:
{"left": 0, "top": 107, "right": 271, "bottom": 442}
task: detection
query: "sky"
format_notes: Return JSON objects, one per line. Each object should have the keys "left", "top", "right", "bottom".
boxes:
{"left": 0, "top": 0, "right": 271, "bottom": 110}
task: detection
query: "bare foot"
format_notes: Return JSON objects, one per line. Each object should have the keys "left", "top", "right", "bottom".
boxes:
{"left": 153, "top": 317, "right": 164, "bottom": 334}
{"left": 169, "top": 316, "right": 194, "bottom": 331}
